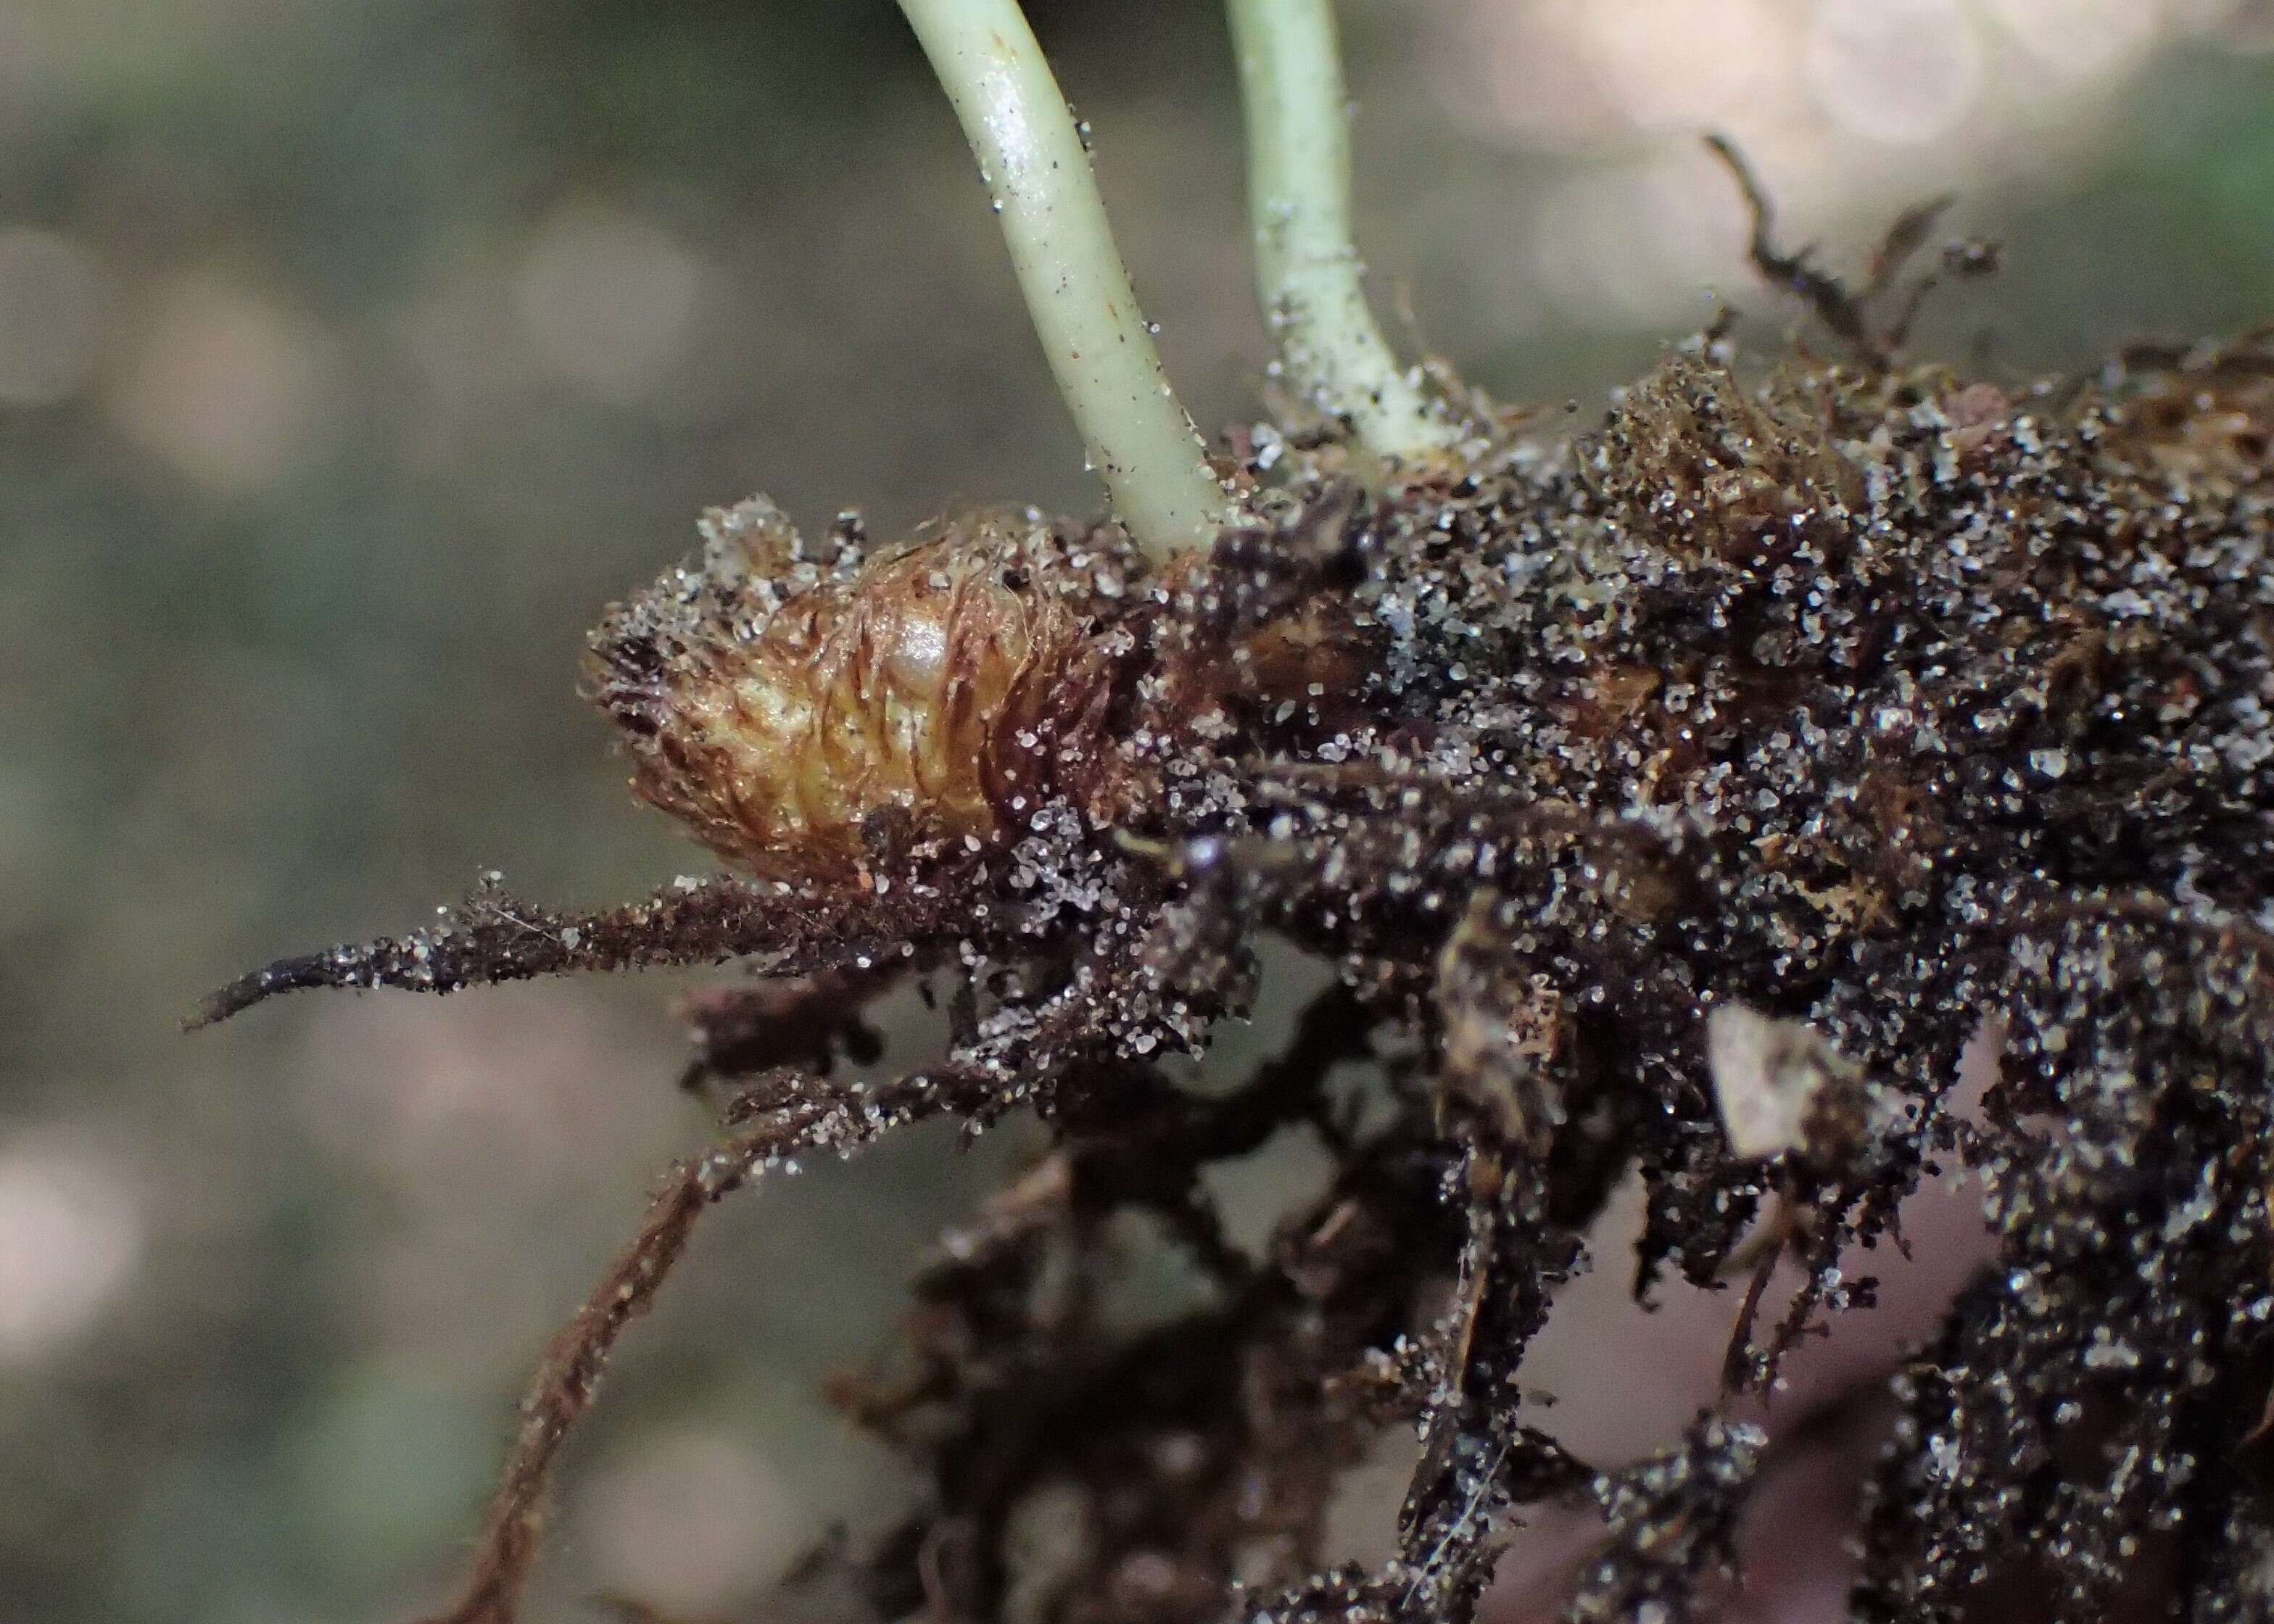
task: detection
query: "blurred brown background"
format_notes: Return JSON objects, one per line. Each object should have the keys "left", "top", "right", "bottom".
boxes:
{"left": 2, "top": 1, "right": 2270, "bottom": 1620}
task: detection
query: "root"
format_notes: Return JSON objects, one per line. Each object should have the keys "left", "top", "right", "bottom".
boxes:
{"left": 215, "top": 307, "right": 2274, "bottom": 1624}
{"left": 415, "top": 1070, "right": 949, "bottom": 1624}
{"left": 189, "top": 869, "right": 968, "bottom": 1028}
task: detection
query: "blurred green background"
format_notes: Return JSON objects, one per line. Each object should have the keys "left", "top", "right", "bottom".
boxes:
{"left": 1, "top": 1, "right": 2270, "bottom": 1620}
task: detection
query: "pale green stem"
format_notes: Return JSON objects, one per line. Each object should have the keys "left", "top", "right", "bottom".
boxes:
{"left": 897, "top": 0, "right": 1231, "bottom": 562}
{"left": 1226, "top": 0, "right": 1455, "bottom": 456}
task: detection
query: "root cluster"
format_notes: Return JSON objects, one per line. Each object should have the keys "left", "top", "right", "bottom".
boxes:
{"left": 209, "top": 323, "right": 2274, "bottom": 1622}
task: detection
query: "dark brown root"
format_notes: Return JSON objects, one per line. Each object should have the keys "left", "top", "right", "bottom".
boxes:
{"left": 414, "top": 1072, "right": 933, "bottom": 1624}
{"left": 1565, "top": 1414, "right": 1764, "bottom": 1623}
{"left": 189, "top": 868, "right": 974, "bottom": 1029}
{"left": 671, "top": 972, "right": 889, "bottom": 1093}
{"left": 413, "top": 892, "right": 1267, "bottom": 1623}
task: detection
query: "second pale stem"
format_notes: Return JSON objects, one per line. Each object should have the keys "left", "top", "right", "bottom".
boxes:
{"left": 1227, "top": 0, "right": 1452, "bottom": 457}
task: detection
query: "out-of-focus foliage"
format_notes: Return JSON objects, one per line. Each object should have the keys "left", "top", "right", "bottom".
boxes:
{"left": 0, "top": 1, "right": 2267, "bottom": 1620}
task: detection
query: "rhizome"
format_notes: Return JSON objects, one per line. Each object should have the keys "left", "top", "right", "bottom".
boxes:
{"left": 197, "top": 3, "right": 2274, "bottom": 1622}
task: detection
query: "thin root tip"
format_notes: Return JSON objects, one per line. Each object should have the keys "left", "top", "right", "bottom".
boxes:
{"left": 183, "top": 953, "right": 336, "bottom": 1031}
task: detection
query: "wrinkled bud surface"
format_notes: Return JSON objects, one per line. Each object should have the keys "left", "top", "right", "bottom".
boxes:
{"left": 589, "top": 499, "right": 1141, "bottom": 879}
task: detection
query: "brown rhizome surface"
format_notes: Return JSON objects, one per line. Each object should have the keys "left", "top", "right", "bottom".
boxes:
{"left": 201, "top": 204, "right": 2274, "bottom": 1624}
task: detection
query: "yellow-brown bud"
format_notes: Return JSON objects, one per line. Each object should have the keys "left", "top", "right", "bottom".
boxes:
{"left": 589, "top": 499, "right": 1141, "bottom": 880}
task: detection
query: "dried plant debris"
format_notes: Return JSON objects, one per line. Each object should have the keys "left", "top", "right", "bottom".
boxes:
{"left": 1704, "top": 134, "right": 1999, "bottom": 368}
{"left": 206, "top": 316, "right": 2274, "bottom": 1624}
